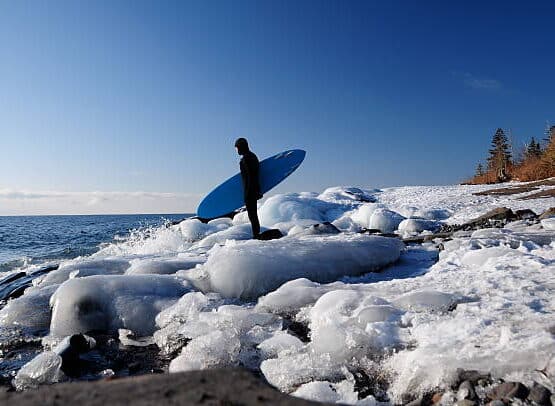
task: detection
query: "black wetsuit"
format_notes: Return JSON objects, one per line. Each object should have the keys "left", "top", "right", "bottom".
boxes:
{"left": 239, "top": 150, "right": 262, "bottom": 237}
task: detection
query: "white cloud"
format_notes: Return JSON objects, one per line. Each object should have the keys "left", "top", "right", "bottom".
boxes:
{"left": 0, "top": 189, "right": 202, "bottom": 215}
{"left": 453, "top": 71, "right": 503, "bottom": 90}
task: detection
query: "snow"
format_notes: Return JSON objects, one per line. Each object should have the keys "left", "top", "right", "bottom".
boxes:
{"left": 2, "top": 181, "right": 555, "bottom": 400}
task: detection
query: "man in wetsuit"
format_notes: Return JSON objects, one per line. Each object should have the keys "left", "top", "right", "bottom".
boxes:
{"left": 235, "top": 138, "right": 262, "bottom": 239}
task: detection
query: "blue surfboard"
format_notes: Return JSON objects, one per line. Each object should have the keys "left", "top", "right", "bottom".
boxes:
{"left": 197, "top": 149, "right": 306, "bottom": 219}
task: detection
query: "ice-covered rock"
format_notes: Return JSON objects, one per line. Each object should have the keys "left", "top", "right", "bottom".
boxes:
{"left": 0, "top": 284, "right": 59, "bottom": 331}
{"left": 168, "top": 330, "right": 241, "bottom": 372}
{"left": 36, "top": 258, "right": 131, "bottom": 287}
{"left": 398, "top": 218, "right": 441, "bottom": 235}
{"left": 398, "top": 206, "right": 451, "bottom": 220}
{"left": 318, "top": 186, "right": 379, "bottom": 203}
{"left": 541, "top": 217, "right": 555, "bottom": 231}
{"left": 193, "top": 234, "right": 403, "bottom": 299}
{"left": 292, "top": 380, "right": 377, "bottom": 405}
{"left": 125, "top": 257, "right": 204, "bottom": 275}
{"left": 49, "top": 275, "right": 190, "bottom": 337}
{"left": 258, "top": 193, "right": 344, "bottom": 227}
{"left": 13, "top": 351, "right": 63, "bottom": 390}
{"left": 257, "top": 331, "right": 305, "bottom": 358}
{"left": 369, "top": 209, "right": 405, "bottom": 233}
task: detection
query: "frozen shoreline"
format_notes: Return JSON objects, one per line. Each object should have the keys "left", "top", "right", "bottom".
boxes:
{"left": 1, "top": 182, "right": 554, "bottom": 404}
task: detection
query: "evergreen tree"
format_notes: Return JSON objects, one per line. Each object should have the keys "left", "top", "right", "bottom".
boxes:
{"left": 475, "top": 163, "right": 484, "bottom": 177}
{"left": 487, "top": 128, "right": 512, "bottom": 181}
{"left": 525, "top": 137, "right": 542, "bottom": 159}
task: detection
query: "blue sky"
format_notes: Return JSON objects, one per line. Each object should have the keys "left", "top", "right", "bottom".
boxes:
{"left": 1, "top": 1, "right": 554, "bottom": 214}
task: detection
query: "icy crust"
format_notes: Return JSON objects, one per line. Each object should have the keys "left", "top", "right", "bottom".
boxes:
{"left": 192, "top": 234, "right": 404, "bottom": 299}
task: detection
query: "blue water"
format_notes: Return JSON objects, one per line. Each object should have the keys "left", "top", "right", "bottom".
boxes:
{"left": 0, "top": 214, "right": 190, "bottom": 273}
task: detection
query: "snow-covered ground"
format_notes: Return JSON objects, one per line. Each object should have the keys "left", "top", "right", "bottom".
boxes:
{"left": 1, "top": 182, "right": 554, "bottom": 403}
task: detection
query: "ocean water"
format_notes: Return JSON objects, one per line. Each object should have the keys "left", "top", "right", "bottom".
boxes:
{"left": 0, "top": 214, "right": 190, "bottom": 273}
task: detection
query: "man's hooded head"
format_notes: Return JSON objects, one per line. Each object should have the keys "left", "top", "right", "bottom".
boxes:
{"left": 234, "top": 138, "right": 249, "bottom": 155}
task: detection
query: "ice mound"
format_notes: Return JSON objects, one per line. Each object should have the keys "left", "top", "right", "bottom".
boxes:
{"left": 0, "top": 284, "right": 59, "bottom": 331}
{"left": 392, "top": 290, "right": 459, "bottom": 312}
{"left": 292, "top": 379, "right": 377, "bottom": 405}
{"left": 257, "top": 331, "right": 304, "bottom": 358}
{"left": 125, "top": 257, "right": 204, "bottom": 275}
{"left": 194, "top": 234, "right": 404, "bottom": 299}
{"left": 369, "top": 209, "right": 405, "bottom": 233}
{"left": 36, "top": 258, "right": 131, "bottom": 287}
{"left": 398, "top": 218, "right": 441, "bottom": 235}
{"left": 158, "top": 298, "right": 281, "bottom": 372}
{"left": 318, "top": 186, "right": 379, "bottom": 203}
{"left": 258, "top": 192, "right": 356, "bottom": 229}
{"left": 178, "top": 217, "right": 233, "bottom": 241}
{"left": 50, "top": 275, "right": 190, "bottom": 337}
{"left": 192, "top": 223, "right": 254, "bottom": 249}
{"left": 256, "top": 278, "right": 344, "bottom": 315}
{"left": 261, "top": 288, "right": 406, "bottom": 392}
{"left": 398, "top": 206, "right": 451, "bottom": 220}
{"left": 13, "top": 351, "right": 63, "bottom": 390}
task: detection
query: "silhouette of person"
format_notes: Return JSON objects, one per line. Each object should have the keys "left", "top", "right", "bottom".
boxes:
{"left": 235, "top": 138, "right": 262, "bottom": 239}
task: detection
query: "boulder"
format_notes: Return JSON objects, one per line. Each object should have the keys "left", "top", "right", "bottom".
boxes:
{"left": 488, "top": 382, "right": 529, "bottom": 401}
{"left": 514, "top": 209, "right": 538, "bottom": 220}
{"left": 258, "top": 229, "right": 284, "bottom": 241}
{"left": 527, "top": 382, "right": 552, "bottom": 406}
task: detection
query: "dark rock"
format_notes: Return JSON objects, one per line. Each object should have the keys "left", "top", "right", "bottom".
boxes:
{"left": 515, "top": 209, "right": 538, "bottom": 220}
{"left": 456, "top": 400, "right": 476, "bottom": 406}
{"left": 0, "top": 264, "right": 59, "bottom": 302}
{"left": 470, "top": 207, "right": 516, "bottom": 224}
{"left": 282, "top": 318, "right": 310, "bottom": 343}
{"left": 539, "top": 207, "right": 555, "bottom": 220}
{"left": 0, "top": 272, "right": 26, "bottom": 287}
{"left": 527, "top": 382, "right": 552, "bottom": 405}
{"left": 360, "top": 228, "right": 383, "bottom": 234}
{"left": 457, "top": 380, "right": 477, "bottom": 400}
{"left": 258, "top": 229, "right": 284, "bottom": 240}
{"left": 57, "top": 334, "right": 95, "bottom": 376}
{"left": 127, "top": 361, "right": 141, "bottom": 374}
{"left": 456, "top": 369, "right": 491, "bottom": 386}
{"left": 488, "top": 382, "right": 529, "bottom": 401}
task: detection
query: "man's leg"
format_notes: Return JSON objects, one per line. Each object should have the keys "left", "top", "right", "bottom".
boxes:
{"left": 245, "top": 197, "right": 260, "bottom": 238}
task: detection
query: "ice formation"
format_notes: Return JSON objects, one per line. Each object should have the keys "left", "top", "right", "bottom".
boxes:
{"left": 2, "top": 182, "right": 555, "bottom": 402}
{"left": 50, "top": 275, "right": 191, "bottom": 337}
{"left": 190, "top": 234, "right": 403, "bottom": 299}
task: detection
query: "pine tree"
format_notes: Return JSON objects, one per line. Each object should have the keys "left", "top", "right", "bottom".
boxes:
{"left": 525, "top": 137, "right": 542, "bottom": 159}
{"left": 475, "top": 163, "right": 484, "bottom": 177}
{"left": 487, "top": 128, "right": 512, "bottom": 181}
